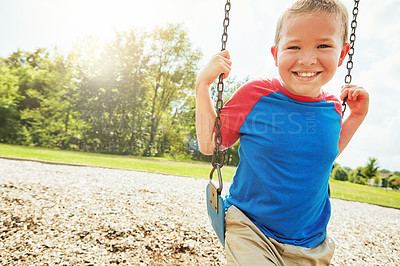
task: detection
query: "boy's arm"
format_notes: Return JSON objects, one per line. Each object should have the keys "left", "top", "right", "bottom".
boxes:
{"left": 337, "top": 85, "right": 369, "bottom": 156}
{"left": 196, "top": 50, "right": 232, "bottom": 155}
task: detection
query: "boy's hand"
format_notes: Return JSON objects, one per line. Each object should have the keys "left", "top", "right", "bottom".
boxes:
{"left": 195, "top": 50, "right": 231, "bottom": 155}
{"left": 340, "top": 84, "right": 369, "bottom": 117}
{"left": 337, "top": 85, "right": 369, "bottom": 156}
{"left": 196, "top": 50, "right": 232, "bottom": 87}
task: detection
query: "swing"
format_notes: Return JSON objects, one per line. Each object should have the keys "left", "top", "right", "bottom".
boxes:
{"left": 206, "top": 0, "right": 360, "bottom": 247}
{"left": 206, "top": 0, "right": 231, "bottom": 247}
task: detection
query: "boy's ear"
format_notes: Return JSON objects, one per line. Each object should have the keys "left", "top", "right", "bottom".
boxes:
{"left": 271, "top": 46, "right": 279, "bottom": 67}
{"left": 338, "top": 43, "right": 350, "bottom": 67}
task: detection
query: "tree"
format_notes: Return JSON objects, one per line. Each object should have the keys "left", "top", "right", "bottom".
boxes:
{"left": 332, "top": 166, "right": 348, "bottom": 181}
{"left": 226, "top": 141, "right": 241, "bottom": 166}
{"left": 0, "top": 24, "right": 245, "bottom": 161}
{"left": 1, "top": 48, "right": 83, "bottom": 147}
{"left": 349, "top": 167, "right": 367, "bottom": 185}
{"left": 0, "top": 63, "right": 20, "bottom": 142}
{"left": 379, "top": 169, "right": 391, "bottom": 174}
{"left": 382, "top": 175, "right": 389, "bottom": 188}
{"left": 373, "top": 175, "right": 381, "bottom": 186}
{"left": 343, "top": 166, "right": 352, "bottom": 173}
{"left": 71, "top": 24, "right": 201, "bottom": 156}
{"left": 143, "top": 24, "right": 201, "bottom": 156}
{"left": 388, "top": 175, "right": 400, "bottom": 190}
{"left": 363, "top": 157, "right": 379, "bottom": 179}
{"left": 73, "top": 30, "right": 150, "bottom": 154}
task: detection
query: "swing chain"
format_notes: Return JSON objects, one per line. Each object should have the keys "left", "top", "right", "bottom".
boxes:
{"left": 211, "top": 0, "right": 231, "bottom": 174}
{"left": 343, "top": 0, "right": 360, "bottom": 117}
{"left": 221, "top": 1, "right": 231, "bottom": 51}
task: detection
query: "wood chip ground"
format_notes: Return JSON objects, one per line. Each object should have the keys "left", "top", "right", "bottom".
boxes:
{"left": 0, "top": 159, "right": 399, "bottom": 265}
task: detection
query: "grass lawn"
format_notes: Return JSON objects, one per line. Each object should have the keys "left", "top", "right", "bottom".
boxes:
{"left": 330, "top": 179, "right": 400, "bottom": 209}
{"left": 0, "top": 143, "right": 237, "bottom": 180}
{"left": 1, "top": 143, "right": 399, "bottom": 209}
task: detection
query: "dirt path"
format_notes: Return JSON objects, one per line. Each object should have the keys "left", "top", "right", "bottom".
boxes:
{"left": 0, "top": 158, "right": 399, "bottom": 265}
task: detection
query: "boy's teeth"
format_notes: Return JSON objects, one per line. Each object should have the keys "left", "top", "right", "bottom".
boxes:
{"left": 297, "top": 72, "right": 317, "bottom": 77}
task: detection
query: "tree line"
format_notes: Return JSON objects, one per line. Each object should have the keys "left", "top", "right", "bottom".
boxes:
{"left": 0, "top": 24, "right": 204, "bottom": 159}
{"left": 0, "top": 24, "right": 246, "bottom": 164}
{"left": 332, "top": 157, "right": 400, "bottom": 190}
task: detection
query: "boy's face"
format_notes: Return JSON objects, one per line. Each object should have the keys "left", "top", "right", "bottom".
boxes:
{"left": 271, "top": 12, "right": 349, "bottom": 98}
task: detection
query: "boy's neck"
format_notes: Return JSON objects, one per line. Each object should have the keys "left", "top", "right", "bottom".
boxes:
{"left": 279, "top": 79, "right": 323, "bottom": 101}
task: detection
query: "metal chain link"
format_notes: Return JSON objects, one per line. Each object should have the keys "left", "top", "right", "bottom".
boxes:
{"left": 210, "top": 0, "right": 231, "bottom": 179}
{"left": 342, "top": 0, "right": 360, "bottom": 117}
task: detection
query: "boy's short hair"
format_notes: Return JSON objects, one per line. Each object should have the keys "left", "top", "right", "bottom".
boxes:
{"left": 274, "top": 0, "right": 349, "bottom": 47}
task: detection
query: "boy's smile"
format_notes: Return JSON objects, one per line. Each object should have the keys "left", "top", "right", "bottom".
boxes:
{"left": 271, "top": 12, "right": 349, "bottom": 98}
{"left": 293, "top": 71, "right": 320, "bottom": 80}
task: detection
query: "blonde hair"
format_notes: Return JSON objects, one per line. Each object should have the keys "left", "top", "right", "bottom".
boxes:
{"left": 274, "top": 0, "right": 349, "bottom": 46}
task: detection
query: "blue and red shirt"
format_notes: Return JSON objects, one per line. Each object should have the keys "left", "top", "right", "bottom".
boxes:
{"left": 221, "top": 78, "right": 342, "bottom": 248}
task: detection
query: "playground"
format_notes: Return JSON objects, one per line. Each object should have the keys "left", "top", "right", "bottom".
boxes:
{"left": 1, "top": 158, "right": 398, "bottom": 265}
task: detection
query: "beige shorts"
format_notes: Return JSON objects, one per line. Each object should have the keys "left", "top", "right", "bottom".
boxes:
{"left": 225, "top": 205, "right": 335, "bottom": 266}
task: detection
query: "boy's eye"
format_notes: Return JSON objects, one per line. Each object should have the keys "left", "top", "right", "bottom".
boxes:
{"left": 318, "top": 44, "right": 331, "bottom": 48}
{"left": 287, "top": 46, "right": 300, "bottom": 50}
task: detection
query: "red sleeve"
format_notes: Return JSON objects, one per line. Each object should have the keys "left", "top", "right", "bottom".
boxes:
{"left": 324, "top": 91, "right": 343, "bottom": 118}
{"left": 219, "top": 79, "right": 279, "bottom": 148}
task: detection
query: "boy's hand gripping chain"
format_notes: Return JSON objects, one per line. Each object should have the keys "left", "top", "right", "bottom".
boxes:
{"left": 207, "top": 0, "right": 231, "bottom": 247}
{"left": 342, "top": 0, "right": 360, "bottom": 117}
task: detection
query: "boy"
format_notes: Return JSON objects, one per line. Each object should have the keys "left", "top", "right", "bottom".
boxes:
{"left": 196, "top": 0, "right": 369, "bottom": 265}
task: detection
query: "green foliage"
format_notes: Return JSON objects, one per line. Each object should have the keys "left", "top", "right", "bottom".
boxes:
{"left": 363, "top": 157, "right": 379, "bottom": 179}
{"left": 379, "top": 169, "right": 391, "bottom": 174}
{"left": 346, "top": 158, "right": 383, "bottom": 186}
{"left": 142, "top": 24, "right": 202, "bottom": 156}
{"left": 388, "top": 175, "right": 400, "bottom": 190}
{"left": 226, "top": 141, "right": 240, "bottom": 166}
{"left": 0, "top": 24, "right": 225, "bottom": 159}
{"left": 210, "top": 75, "right": 249, "bottom": 104}
{"left": 343, "top": 166, "right": 352, "bottom": 172}
{"left": 373, "top": 175, "right": 381, "bottom": 185}
{"left": 332, "top": 166, "right": 348, "bottom": 181}
{"left": 0, "top": 64, "right": 21, "bottom": 142}
{"left": 381, "top": 176, "right": 389, "bottom": 188}
{"left": 348, "top": 167, "right": 367, "bottom": 185}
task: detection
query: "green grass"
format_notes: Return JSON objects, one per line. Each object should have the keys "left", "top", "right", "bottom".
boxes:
{"left": 329, "top": 179, "right": 400, "bottom": 209}
{"left": 0, "top": 143, "right": 237, "bottom": 181}
{"left": 1, "top": 143, "right": 399, "bottom": 209}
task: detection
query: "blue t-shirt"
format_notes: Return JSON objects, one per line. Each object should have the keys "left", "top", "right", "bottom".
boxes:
{"left": 220, "top": 78, "right": 342, "bottom": 248}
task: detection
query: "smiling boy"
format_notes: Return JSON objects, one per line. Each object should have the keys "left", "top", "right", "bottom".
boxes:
{"left": 196, "top": 0, "right": 369, "bottom": 265}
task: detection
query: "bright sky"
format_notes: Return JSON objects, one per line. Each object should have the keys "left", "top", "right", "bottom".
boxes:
{"left": 1, "top": 0, "right": 399, "bottom": 171}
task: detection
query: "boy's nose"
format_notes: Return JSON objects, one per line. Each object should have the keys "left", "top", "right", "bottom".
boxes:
{"left": 298, "top": 51, "right": 317, "bottom": 65}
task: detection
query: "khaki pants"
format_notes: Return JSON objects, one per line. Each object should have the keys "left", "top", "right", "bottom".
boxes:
{"left": 225, "top": 205, "right": 335, "bottom": 266}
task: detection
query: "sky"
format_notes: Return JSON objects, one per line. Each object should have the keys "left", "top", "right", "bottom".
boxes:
{"left": 0, "top": 0, "right": 399, "bottom": 171}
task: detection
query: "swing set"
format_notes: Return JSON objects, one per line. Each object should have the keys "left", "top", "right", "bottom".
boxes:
{"left": 206, "top": 0, "right": 361, "bottom": 246}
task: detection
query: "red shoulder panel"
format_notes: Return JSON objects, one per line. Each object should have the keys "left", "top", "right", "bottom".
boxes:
{"left": 219, "top": 79, "right": 280, "bottom": 147}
